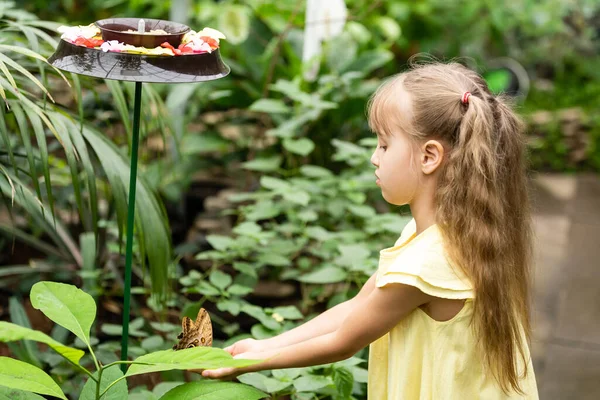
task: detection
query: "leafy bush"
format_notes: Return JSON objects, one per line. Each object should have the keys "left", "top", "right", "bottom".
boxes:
{"left": 0, "top": 281, "right": 266, "bottom": 399}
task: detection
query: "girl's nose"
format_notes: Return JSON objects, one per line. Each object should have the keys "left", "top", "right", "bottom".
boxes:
{"left": 371, "top": 150, "right": 379, "bottom": 167}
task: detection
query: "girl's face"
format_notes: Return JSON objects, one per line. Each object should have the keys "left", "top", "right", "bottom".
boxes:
{"left": 370, "top": 132, "right": 421, "bottom": 206}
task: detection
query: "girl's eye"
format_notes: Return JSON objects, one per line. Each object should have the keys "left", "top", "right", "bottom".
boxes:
{"left": 379, "top": 145, "right": 387, "bottom": 151}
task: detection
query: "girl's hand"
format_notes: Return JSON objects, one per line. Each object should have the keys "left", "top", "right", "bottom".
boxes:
{"left": 202, "top": 352, "right": 261, "bottom": 380}
{"left": 223, "top": 338, "right": 265, "bottom": 356}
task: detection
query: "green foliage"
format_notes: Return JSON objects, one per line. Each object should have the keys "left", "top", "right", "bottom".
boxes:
{"left": 0, "top": 357, "right": 67, "bottom": 399}
{"left": 0, "top": 0, "right": 174, "bottom": 300}
{"left": 0, "top": 281, "right": 266, "bottom": 400}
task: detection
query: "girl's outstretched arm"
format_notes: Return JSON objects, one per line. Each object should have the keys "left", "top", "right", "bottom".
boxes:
{"left": 262, "top": 273, "right": 377, "bottom": 347}
{"left": 203, "top": 282, "right": 431, "bottom": 379}
{"left": 225, "top": 273, "right": 377, "bottom": 356}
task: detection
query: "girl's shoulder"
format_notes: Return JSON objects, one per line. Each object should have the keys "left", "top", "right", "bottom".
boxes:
{"left": 378, "top": 219, "right": 474, "bottom": 299}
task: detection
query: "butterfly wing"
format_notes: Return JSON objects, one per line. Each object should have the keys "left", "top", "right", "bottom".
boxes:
{"left": 195, "top": 308, "right": 213, "bottom": 347}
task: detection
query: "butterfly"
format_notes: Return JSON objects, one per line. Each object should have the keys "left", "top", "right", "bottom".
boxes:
{"left": 172, "top": 308, "right": 213, "bottom": 350}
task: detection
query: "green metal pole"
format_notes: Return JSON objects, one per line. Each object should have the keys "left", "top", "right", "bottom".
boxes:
{"left": 120, "top": 81, "right": 143, "bottom": 372}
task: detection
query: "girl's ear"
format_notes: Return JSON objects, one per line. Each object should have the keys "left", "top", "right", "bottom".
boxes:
{"left": 420, "top": 140, "right": 445, "bottom": 175}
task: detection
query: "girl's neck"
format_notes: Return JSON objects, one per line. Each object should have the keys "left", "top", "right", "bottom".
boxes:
{"left": 409, "top": 189, "right": 437, "bottom": 235}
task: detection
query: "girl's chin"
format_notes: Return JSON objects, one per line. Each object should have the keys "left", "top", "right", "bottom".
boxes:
{"left": 381, "top": 191, "right": 409, "bottom": 206}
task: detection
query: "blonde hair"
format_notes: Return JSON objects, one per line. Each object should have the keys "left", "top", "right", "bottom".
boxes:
{"left": 368, "top": 61, "right": 533, "bottom": 394}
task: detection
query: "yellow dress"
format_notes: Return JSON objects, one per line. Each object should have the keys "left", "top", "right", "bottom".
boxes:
{"left": 367, "top": 219, "right": 538, "bottom": 399}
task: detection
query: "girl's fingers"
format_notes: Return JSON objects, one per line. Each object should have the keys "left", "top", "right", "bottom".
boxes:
{"left": 202, "top": 367, "right": 235, "bottom": 379}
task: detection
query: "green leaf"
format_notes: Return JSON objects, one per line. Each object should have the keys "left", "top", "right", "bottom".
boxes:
{"left": 79, "top": 365, "right": 127, "bottom": 400}
{"left": 0, "top": 321, "right": 85, "bottom": 366}
{"left": 195, "top": 281, "right": 221, "bottom": 297}
{"left": 237, "top": 373, "right": 292, "bottom": 394}
{"left": 125, "top": 347, "right": 262, "bottom": 377}
{"left": 334, "top": 244, "right": 371, "bottom": 268}
{"left": 160, "top": 381, "right": 267, "bottom": 400}
{"left": 141, "top": 335, "right": 165, "bottom": 352}
{"left": 80, "top": 233, "right": 98, "bottom": 297}
{"left": 241, "top": 305, "right": 280, "bottom": 331}
{"left": 297, "top": 210, "right": 318, "bottom": 222}
{"left": 227, "top": 284, "right": 254, "bottom": 296}
{"left": 293, "top": 375, "right": 332, "bottom": 392}
{"left": 217, "top": 300, "right": 241, "bottom": 316}
{"left": 374, "top": 16, "right": 402, "bottom": 42}
{"left": 242, "top": 156, "right": 282, "bottom": 172}
{"left": 282, "top": 190, "right": 310, "bottom": 206}
{"left": 256, "top": 253, "right": 291, "bottom": 267}
{"left": 0, "top": 357, "right": 66, "bottom": 399}
{"left": 0, "top": 386, "right": 45, "bottom": 399}
{"left": 217, "top": 5, "right": 250, "bottom": 44}
{"left": 271, "top": 306, "right": 303, "bottom": 320}
{"left": 260, "top": 176, "right": 289, "bottom": 191}
{"left": 305, "top": 227, "right": 334, "bottom": 241}
{"left": 233, "top": 222, "right": 262, "bottom": 236}
{"left": 206, "top": 235, "right": 234, "bottom": 251}
{"left": 232, "top": 262, "right": 258, "bottom": 278}
{"left": 283, "top": 138, "right": 315, "bottom": 156}
{"left": 0, "top": 52, "right": 54, "bottom": 101}
{"left": 269, "top": 80, "right": 312, "bottom": 103}
{"left": 209, "top": 270, "right": 232, "bottom": 290}
{"left": 333, "top": 367, "right": 354, "bottom": 399}
{"left": 29, "top": 282, "right": 95, "bottom": 347}
{"left": 299, "top": 165, "right": 333, "bottom": 178}
{"left": 298, "top": 266, "right": 347, "bottom": 284}
{"left": 271, "top": 368, "right": 303, "bottom": 381}
{"left": 249, "top": 99, "right": 290, "bottom": 114}
{"left": 245, "top": 200, "right": 281, "bottom": 221}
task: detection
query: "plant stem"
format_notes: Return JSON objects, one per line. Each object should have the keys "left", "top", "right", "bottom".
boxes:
{"left": 95, "top": 365, "right": 103, "bottom": 400}
{"left": 87, "top": 342, "right": 101, "bottom": 372}
{"left": 65, "top": 356, "right": 96, "bottom": 382}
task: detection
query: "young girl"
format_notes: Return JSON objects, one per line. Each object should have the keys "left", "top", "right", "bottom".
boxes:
{"left": 201, "top": 62, "right": 539, "bottom": 399}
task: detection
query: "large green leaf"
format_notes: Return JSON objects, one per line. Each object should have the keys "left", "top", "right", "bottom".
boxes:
{"left": 79, "top": 365, "right": 127, "bottom": 400}
{"left": 29, "top": 282, "right": 96, "bottom": 347}
{"left": 159, "top": 381, "right": 268, "bottom": 400}
{"left": 0, "top": 357, "right": 66, "bottom": 400}
{"left": 0, "top": 321, "right": 84, "bottom": 365}
{"left": 126, "top": 347, "right": 262, "bottom": 377}
{"left": 0, "top": 386, "right": 45, "bottom": 400}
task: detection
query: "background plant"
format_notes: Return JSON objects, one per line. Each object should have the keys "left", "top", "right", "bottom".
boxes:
{"left": 0, "top": 281, "right": 266, "bottom": 399}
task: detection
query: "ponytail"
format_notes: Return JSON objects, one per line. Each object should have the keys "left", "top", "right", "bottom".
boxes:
{"left": 438, "top": 90, "right": 532, "bottom": 394}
